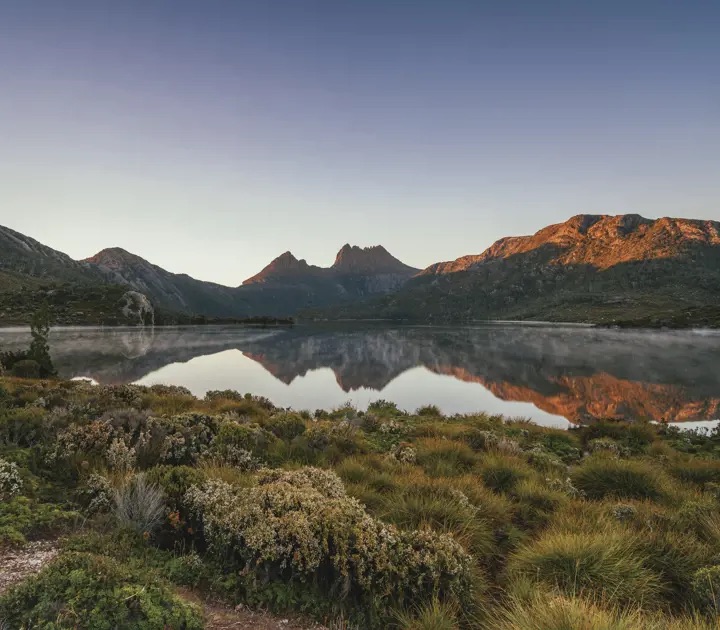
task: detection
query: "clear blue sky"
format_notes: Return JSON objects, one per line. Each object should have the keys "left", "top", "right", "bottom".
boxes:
{"left": 1, "top": 0, "right": 718, "bottom": 285}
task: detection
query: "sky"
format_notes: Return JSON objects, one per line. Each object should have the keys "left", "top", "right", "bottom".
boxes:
{"left": 0, "top": 0, "right": 718, "bottom": 286}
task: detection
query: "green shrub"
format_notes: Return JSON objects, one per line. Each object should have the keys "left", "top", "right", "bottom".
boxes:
{"left": 580, "top": 421, "right": 656, "bottom": 454}
{"left": 540, "top": 432, "right": 582, "bottom": 463}
{"left": 165, "top": 551, "right": 208, "bottom": 588}
{"left": 186, "top": 467, "right": 473, "bottom": 622}
{"left": 0, "top": 496, "right": 79, "bottom": 547}
{"left": 145, "top": 465, "right": 206, "bottom": 511}
{"left": 571, "top": 458, "right": 667, "bottom": 501}
{"left": 690, "top": 565, "right": 720, "bottom": 614}
{"left": 416, "top": 405, "right": 443, "bottom": 418}
{"left": 10, "top": 359, "right": 41, "bottom": 379}
{"left": 263, "top": 412, "right": 307, "bottom": 440}
{"left": 0, "top": 551, "right": 203, "bottom": 629}
{"left": 0, "top": 407, "right": 47, "bottom": 447}
{"left": 668, "top": 459, "right": 720, "bottom": 486}
{"left": 367, "top": 399, "right": 404, "bottom": 417}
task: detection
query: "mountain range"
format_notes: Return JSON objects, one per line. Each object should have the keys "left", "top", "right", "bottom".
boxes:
{"left": 0, "top": 224, "right": 419, "bottom": 323}
{"left": 318, "top": 214, "right": 720, "bottom": 326}
{"left": 1, "top": 213, "right": 720, "bottom": 326}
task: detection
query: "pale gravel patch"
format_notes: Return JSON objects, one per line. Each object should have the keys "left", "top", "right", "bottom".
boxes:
{"left": 176, "top": 588, "right": 352, "bottom": 630}
{"left": 0, "top": 539, "right": 59, "bottom": 595}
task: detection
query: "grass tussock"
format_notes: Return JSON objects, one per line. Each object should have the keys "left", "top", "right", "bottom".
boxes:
{"left": 508, "top": 529, "right": 665, "bottom": 606}
{"left": 570, "top": 456, "right": 670, "bottom": 501}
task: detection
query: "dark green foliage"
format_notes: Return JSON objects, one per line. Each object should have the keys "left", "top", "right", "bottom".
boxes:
{"left": 0, "top": 495, "right": 79, "bottom": 546}
{"left": 262, "top": 412, "right": 307, "bottom": 440}
{"left": 580, "top": 421, "right": 656, "bottom": 454}
{"left": 541, "top": 431, "right": 583, "bottom": 462}
{"left": 691, "top": 565, "right": 720, "bottom": 614}
{"left": 10, "top": 359, "right": 41, "bottom": 378}
{"left": 367, "top": 399, "right": 405, "bottom": 416}
{"left": 0, "top": 407, "right": 47, "bottom": 447}
{"left": 668, "top": 459, "right": 720, "bottom": 486}
{"left": 28, "top": 303, "right": 56, "bottom": 377}
{"left": 0, "top": 552, "right": 203, "bottom": 629}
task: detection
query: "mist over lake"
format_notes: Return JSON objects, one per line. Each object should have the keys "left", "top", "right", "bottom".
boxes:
{"left": 2, "top": 323, "right": 718, "bottom": 428}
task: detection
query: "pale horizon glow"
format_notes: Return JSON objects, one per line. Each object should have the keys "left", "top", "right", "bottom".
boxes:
{"left": 0, "top": 1, "right": 718, "bottom": 286}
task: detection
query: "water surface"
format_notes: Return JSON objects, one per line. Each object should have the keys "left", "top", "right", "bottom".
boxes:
{"left": 2, "top": 324, "right": 719, "bottom": 428}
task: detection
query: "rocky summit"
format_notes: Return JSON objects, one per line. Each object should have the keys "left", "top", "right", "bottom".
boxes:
{"left": 320, "top": 214, "right": 720, "bottom": 326}
{"left": 423, "top": 214, "right": 720, "bottom": 274}
{"left": 243, "top": 244, "right": 418, "bottom": 285}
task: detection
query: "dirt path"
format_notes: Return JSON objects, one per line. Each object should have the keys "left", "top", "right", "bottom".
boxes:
{"left": 176, "top": 588, "right": 344, "bottom": 630}
{"left": 0, "top": 539, "right": 60, "bottom": 595}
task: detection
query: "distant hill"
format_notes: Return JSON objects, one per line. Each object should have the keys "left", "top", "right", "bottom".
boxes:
{"left": 0, "top": 223, "right": 419, "bottom": 322}
{"left": 0, "top": 225, "right": 102, "bottom": 290}
{"left": 315, "top": 214, "right": 720, "bottom": 326}
{"left": 84, "top": 247, "right": 250, "bottom": 317}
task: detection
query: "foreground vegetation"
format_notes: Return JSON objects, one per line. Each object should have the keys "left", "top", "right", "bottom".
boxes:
{"left": 1, "top": 378, "right": 720, "bottom": 628}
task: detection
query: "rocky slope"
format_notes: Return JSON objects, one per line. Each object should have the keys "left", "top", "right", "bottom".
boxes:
{"left": 85, "top": 248, "right": 249, "bottom": 317}
{"left": 0, "top": 225, "right": 101, "bottom": 290}
{"left": 320, "top": 214, "right": 720, "bottom": 324}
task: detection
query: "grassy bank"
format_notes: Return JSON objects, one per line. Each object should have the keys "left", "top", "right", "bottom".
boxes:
{"left": 1, "top": 378, "right": 720, "bottom": 628}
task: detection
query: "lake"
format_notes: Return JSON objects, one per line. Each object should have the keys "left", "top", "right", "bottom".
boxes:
{"left": 1, "top": 323, "right": 720, "bottom": 428}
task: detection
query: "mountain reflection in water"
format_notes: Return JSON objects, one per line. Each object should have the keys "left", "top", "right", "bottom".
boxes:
{"left": 1, "top": 324, "right": 719, "bottom": 426}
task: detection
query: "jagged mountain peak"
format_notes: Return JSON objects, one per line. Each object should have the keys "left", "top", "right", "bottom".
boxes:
{"left": 242, "top": 250, "right": 319, "bottom": 286}
{"left": 244, "top": 244, "right": 419, "bottom": 285}
{"left": 332, "top": 244, "right": 417, "bottom": 275}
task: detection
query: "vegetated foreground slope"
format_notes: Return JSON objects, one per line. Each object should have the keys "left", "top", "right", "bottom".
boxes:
{"left": 2, "top": 377, "right": 720, "bottom": 628}
{"left": 317, "top": 214, "right": 720, "bottom": 325}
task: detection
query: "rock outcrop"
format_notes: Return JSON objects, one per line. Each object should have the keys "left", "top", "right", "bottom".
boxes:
{"left": 120, "top": 291, "right": 155, "bottom": 326}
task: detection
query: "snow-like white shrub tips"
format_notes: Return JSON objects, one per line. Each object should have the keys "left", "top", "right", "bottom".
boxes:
{"left": 185, "top": 467, "right": 473, "bottom": 608}
{"left": 0, "top": 458, "right": 22, "bottom": 498}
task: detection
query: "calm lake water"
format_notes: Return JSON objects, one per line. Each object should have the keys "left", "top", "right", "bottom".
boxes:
{"left": 2, "top": 323, "right": 720, "bottom": 428}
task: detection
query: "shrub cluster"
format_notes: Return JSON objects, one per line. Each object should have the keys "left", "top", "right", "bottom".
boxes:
{"left": 185, "top": 467, "right": 474, "bottom": 622}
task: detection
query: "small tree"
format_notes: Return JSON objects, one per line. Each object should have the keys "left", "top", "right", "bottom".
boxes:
{"left": 29, "top": 303, "right": 56, "bottom": 377}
